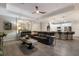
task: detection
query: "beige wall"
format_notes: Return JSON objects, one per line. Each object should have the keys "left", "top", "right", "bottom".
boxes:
{"left": 0, "top": 15, "right": 17, "bottom": 41}
{"left": 31, "top": 22, "right": 40, "bottom": 31}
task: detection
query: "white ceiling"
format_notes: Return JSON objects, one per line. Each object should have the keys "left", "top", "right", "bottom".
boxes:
{"left": 0, "top": 3, "right": 75, "bottom": 20}
{"left": 10, "top": 3, "right": 73, "bottom": 19}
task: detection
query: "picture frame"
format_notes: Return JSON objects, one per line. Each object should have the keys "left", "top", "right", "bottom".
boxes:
{"left": 4, "top": 22, "right": 12, "bottom": 30}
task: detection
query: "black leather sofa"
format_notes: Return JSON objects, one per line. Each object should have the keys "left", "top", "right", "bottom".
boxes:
{"left": 31, "top": 34, "right": 54, "bottom": 45}
{"left": 20, "top": 31, "right": 31, "bottom": 37}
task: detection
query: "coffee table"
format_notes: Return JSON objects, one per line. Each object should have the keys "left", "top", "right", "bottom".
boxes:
{"left": 21, "top": 38, "right": 38, "bottom": 49}
{"left": 27, "top": 38, "right": 38, "bottom": 46}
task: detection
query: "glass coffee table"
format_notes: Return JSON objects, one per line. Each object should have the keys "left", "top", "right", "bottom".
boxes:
{"left": 27, "top": 39, "right": 38, "bottom": 46}
{"left": 20, "top": 35, "right": 38, "bottom": 49}
{"left": 21, "top": 40, "right": 33, "bottom": 49}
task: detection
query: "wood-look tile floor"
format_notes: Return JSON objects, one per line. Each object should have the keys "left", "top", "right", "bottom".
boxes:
{"left": 3, "top": 39, "right": 79, "bottom": 56}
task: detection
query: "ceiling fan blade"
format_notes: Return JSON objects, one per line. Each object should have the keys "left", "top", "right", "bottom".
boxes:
{"left": 32, "top": 11, "right": 36, "bottom": 14}
{"left": 32, "top": 6, "right": 46, "bottom": 14}
{"left": 39, "top": 11, "right": 46, "bottom": 14}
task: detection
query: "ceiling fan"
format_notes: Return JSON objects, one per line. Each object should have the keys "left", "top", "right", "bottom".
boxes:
{"left": 32, "top": 6, "right": 46, "bottom": 14}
